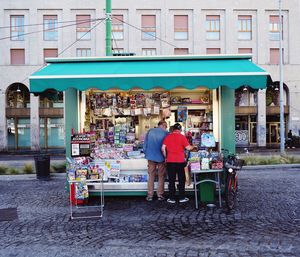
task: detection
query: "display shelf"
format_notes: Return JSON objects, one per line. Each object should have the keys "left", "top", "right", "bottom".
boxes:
{"left": 88, "top": 180, "right": 194, "bottom": 193}
{"left": 87, "top": 158, "right": 194, "bottom": 195}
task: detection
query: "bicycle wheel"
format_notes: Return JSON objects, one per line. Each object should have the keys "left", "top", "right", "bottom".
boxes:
{"left": 225, "top": 174, "right": 237, "bottom": 210}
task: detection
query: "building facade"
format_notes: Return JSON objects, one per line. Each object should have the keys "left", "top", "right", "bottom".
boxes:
{"left": 1, "top": 0, "right": 300, "bottom": 151}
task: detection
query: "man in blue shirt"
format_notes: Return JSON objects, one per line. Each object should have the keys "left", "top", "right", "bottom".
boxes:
{"left": 143, "top": 120, "right": 168, "bottom": 201}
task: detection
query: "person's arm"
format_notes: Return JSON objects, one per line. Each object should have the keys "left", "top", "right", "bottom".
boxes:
{"left": 182, "top": 135, "right": 195, "bottom": 151}
{"left": 185, "top": 144, "right": 195, "bottom": 151}
{"left": 161, "top": 144, "right": 167, "bottom": 159}
{"left": 143, "top": 131, "right": 149, "bottom": 154}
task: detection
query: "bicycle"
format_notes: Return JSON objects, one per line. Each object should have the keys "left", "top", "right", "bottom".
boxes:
{"left": 221, "top": 149, "right": 244, "bottom": 210}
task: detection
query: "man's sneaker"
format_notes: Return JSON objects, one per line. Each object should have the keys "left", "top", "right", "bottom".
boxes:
{"left": 167, "top": 198, "right": 176, "bottom": 204}
{"left": 158, "top": 196, "right": 165, "bottom": 201}
{"left": 179, "top": 197, "right": 189, "bottom": 203}
{"left": 146, "top": 196, "right": 153, "bottom": 201}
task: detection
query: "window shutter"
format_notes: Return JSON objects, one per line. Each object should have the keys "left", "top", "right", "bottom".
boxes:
{"left": 76, "top": 15, "right": 91, "bottom": 28}
{"left": 11, "top": 49, "right": 25, "bottom": 65}
{"left": 142, "top": 15, "right": 155, "bottom": 28}
{"left": 174, "top": 15, "right": 188, "bottom": 31}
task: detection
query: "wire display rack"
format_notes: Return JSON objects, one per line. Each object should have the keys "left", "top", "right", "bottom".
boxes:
{"left": 68, "top": 178, "right": 104, "bottom": 220}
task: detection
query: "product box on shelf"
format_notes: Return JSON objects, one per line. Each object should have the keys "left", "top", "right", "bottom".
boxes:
{"left": 201, "top": 158, "right": 210, "bottom": 170}
{"left": 211, "top": 160, "right": 223, "bottom": 170}
{"left": 190, "top": 161, "right": 201, "bottom": 171}
{"left": 105, "top": 160, "right": 121, "bottom": 179}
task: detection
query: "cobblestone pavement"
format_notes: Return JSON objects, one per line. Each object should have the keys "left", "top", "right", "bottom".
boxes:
{"left": 0, "top": 167, "right": 300, "bottom": 257}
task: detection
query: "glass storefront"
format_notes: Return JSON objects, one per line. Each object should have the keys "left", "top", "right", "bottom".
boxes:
{"left": 17, "top": 118, "right": 31, "bottom": 148}
{"left": 7, "top": 118, "right": 31, "bottom": 149}
{"left": 48, "top": 118, "right": 64, "bottom": 147}
{"left": 7, "top": 118, "right": 16, "bottom": 149}
{"left": 235, "top": 115, "right": 257, "bottom": 146}
{"left": 40, "top": 117, "right": 64, "bottom": 148}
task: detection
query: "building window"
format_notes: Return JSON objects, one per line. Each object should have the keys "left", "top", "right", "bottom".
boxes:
{"left": 76, "top": 48, "right": 91, "bottom": 57}
{"left": 6, "top": 84, "right": 31, "bottom": 150}
{"left": 7, "top": 118, "right": 16, "bottom": 149}
{"left": 206, "top": 15, "right": 220, "bottom": 40}
{"left": 10, "top": 49, "right": 25, "bottom": 65}
{"left": 206, "top": 48, "right": 221, "bottom": 54}
{"left": 266, "top": 83, "right": 287, "bottom": 106}
{"left": 17, "top": 118, "right": 31, "bottom": 148}
{"left": 174, "top": 48, "right": 189, "bottom": 55}
{"left": 238, "top": 15, "right": 252, "bottom": 40}
{"left": 235, "top": 88, "right": 257, "bottom": 106}
{"left": 142, "top": 48, "right": 156, "bottom": 56}
{"left": 39, "top": 90, "right": 63, "bottom": 108}
{"left": 76, "top": 15, "right": 91, "bottom": 40}
{"left": 7, "top": 118, "right": 31, "bottom": 149}
{"left": 43, "top": 15, "right": 58, "bottom": 41}
{"left": 238, "top": 48, "right": 252, "bottom": 54}
{"left": 269, "top": 15, "right": 282, "bottom": 41}
{"left": 10, "top": 15, "right": 24, "bottom": 41}
{"left": 6, "top": 83, "right": 30, "bottom": 108}
{"left": 270, "top": 48, "right": 284, "bottom": 64}
{"left": 112, "top": 48, "right": 124, "bottom": 55}
{"left": 112, "top": 15, "right": 124, "bottom": 40}
{"left": 174, "top": 15, "right": 188, "bottom": 40}
{"left": 43, "top": 48, "right": 58, "bottom": 63}
{"left": 141, "top": 15, "right": 156, "bottom": 40}
{"left": 40, "top": 117, "right": 64, "bottom": 148}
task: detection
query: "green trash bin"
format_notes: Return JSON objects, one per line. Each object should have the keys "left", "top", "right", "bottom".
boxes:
{"left": 198, "top": 173, "right": 215, "bottom": 203}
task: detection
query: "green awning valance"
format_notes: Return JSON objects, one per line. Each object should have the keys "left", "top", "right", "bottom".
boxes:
{"left": 29, "top": 55, "right": 270, "bottom": 93}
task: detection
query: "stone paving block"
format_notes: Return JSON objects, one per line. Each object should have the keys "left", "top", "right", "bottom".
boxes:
{"left": 0, "top": 168, "right": 300, "bottom": 256}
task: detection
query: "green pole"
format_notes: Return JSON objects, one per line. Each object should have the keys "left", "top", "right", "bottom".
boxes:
{"left": 106, "top": 0, "right": 112, "bottom": 56}
{"left": 65, "top": 88, "right": 79, "bottom": 158}
{"left": 220, "top": 86, "right": 236, "bottom": 154}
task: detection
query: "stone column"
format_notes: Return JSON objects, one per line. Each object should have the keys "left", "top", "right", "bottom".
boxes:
{"left": 0, "top": 90, "right": 7, "bottom": 151}
{"left": 30, "top": 94, "right": 40, "bottom": 151}
{"left": 257, "top": 89, "right": 266, "bottom": 147}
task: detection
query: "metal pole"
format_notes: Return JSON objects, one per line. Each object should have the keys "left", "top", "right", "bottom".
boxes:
{"left": 279, "top": 0, "right": 285, "bottom": 154}
{"left": 105, "top": 0, "right": 112, "bottom": 56}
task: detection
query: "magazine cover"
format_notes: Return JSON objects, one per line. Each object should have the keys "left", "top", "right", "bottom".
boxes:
{"left": 177, "top": 106, "right": 188, "bottom": 122}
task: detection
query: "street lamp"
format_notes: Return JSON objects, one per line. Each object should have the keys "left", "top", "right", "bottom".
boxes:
{"left": 279, "top": 0, "right": 285, "bottom": 154}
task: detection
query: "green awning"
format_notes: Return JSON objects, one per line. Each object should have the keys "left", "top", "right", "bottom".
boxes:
{"left": 29, "top": 55, "right": 270, "bottom": 93}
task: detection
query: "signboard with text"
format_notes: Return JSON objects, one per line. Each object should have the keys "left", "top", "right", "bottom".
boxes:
{"left": 71, "top": 133, "right": 91, "bottom": 157}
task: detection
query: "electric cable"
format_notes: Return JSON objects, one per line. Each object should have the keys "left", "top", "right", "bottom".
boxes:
{"left": 0, "top": 18, "right": 100, "bottom": 29}
{"left": 0, "top": 18, "right": 105, "bottom": 41}
{"left": 19, "top": 18, "right": 105, "bottom": 85}
{"left": 57, "top": 18, "right": 105, "bottom": 57}
{"left": 113, "top": 16, "right": 179, "bottom": 48}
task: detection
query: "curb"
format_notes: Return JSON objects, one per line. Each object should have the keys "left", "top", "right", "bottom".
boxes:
{"left": 243, "top": 163, "right": 300, "bottom": 170}
{"left": 0, "top": 173, "right": 66, "bottom": 181}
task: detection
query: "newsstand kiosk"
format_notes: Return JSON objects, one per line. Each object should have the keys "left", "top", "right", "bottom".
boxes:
{"left": 29, "top": 54, "right": 270, "bottom": 203}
